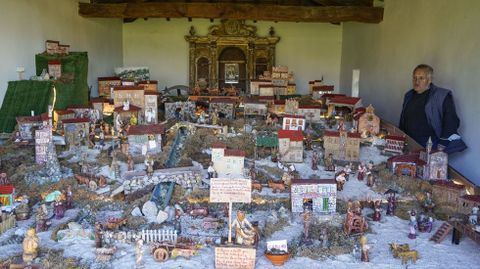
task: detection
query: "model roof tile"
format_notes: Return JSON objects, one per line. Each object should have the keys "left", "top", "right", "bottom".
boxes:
{"left": 0, "top": 185, "right": 15, "bottom": 194}
{"left": 55, "top": 110, "right": 75, "bottom": 115}
{"left": 312, "top": 85, "right": 334, "bottom": 92}
{"left": 323, "top": 131, "right": 361, "bottom": 138}
{"left": 211, "top": 143, "right": 227, "bottom": 149}
{"left": 113, "top": 85, "right": 144, "bottom": 91}
{"left": 278, "top": 130, "right": 304, "bottom": 141}
{"left": 224, "top": 149, "right": 246, "bottom": 157}
{"left": 385, "top": 135, "right": 406, "bottom": 141}
{"left": 62, "top": 118, "right": 90, "bottom": 124}
{"left": 329, "top": 96, "right": 362, "bottom": 106}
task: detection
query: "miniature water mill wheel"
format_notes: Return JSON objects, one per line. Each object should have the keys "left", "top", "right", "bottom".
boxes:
{"left": 153, "top": 247, "right": 169, "bottom": 262}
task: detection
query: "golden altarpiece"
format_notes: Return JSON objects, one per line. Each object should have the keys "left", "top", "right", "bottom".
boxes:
{"left": 185, "top": 20, "right": 280, "bottom": 94}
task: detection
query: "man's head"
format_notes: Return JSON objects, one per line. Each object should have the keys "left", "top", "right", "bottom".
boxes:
{"left": 412, "top": 64, "right": 433, "bottom": 93}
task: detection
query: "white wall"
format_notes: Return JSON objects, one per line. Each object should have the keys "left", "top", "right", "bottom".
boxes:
{"left": 0, "top": 0, "right": 123, "bottom": 103}
{"left": 340, "top": 0, "right": 480, "bottom": 185}
{"left": 123, "top": 19, "right": 342, "bottom": 94}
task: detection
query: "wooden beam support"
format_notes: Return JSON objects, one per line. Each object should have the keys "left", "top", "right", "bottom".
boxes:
{"left": 79, "top": 2, "right": 383, "bottom": 23}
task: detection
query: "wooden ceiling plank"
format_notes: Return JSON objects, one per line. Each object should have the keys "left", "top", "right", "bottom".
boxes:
{"left": 79, "top": 2, "right": 383, "bottom": 23}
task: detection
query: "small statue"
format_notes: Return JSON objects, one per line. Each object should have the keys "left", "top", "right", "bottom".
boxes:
{"left": 335, "top": 170, "right": 346, "bottom": 191}
{"left": 35, "top": 204, "right": 49, "bottom": 232}
{"left": 135, "top": 238, "right": 144, "bottom": 268}
{"left": 271, "top": 148, "right": 278, "bottom": 163}
{"left": 304, "top": 135, "right": 313, "bottom": 150}
{"left": 249, "top": 165, "right": 257, "bottom": 181}
{"left": 408, "top": 210, "right": 418, "bottom": 239}
{"left": 469, "top": 206, "right": 479, "bottom": 225}
{"left": 22, "top": 228, "right": 39, "bottom": 263}
{"left": 344, "top": 163, "right": 352, "bottom": 181}
{"left": 231, "top": 211, "right": 256, "bottom": 246}
{"left": 198, "top": 111, "right": 207, "bottom": 124}
{"left": 53, "top": 195, "right": 65, "bottom": 219}
{"left": 207, "top": 162, "right": 216, "bottom": 179}
{"left": 14, "top": 131, "right": 22, "bottom": 143}
{"left": 423, "top": 191, "right": 435, "bottom": 213}
{"left": 95, "top": 222, "right": 104, "bottom": 248}
{"left": 324, "top": 153, "right": 335, "bottom": 171}
{"left": 145, "top": 155, "right": 154, "bottom": 176}
{"left": 123, "top": 99, "right": 130, "bottom": 111}
{"left": 319, "top": 228, "right": 328, "bottom": 248}
{"left": 357, "top": 162, "right": 367, "bottom": 181}
{"left": 359, "top": 235, "right": 369, "bottom": 262}
{"left": 311, "top": 151, "right": 319, "bottom": 170}
{"left": 127, "top": 155, "right": 135, "bottom": 171}
{"left": 366, "top": 172, "right": 374, "bottom": 187}
{"left": 88, "top": 126, "right": 96, "bottom": 148}
{"left": 130, "top": 114, "right": 138, "bottom": 126}
{"left": 211, "top": 109, "right": 219, "bottom": 125}
{"left": 0, "top": 172, "right": 9, "bottom": 185}
{"left": 99, "top": 129, "right": 105, "bottom": 147}
{"left": 372, "top": 200, "right": 381, "bottom": 221}
{"left": 303, "top": 208, "right": 311, "bottom": 240}
{"left": 386, "top": 193, "right": 397, "bottom": 216}
{"left": 66, "top": 186, "right": 73, "bottom": 209}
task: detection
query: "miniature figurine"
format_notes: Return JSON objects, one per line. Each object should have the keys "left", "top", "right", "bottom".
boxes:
{"left": 266, "top": 113, "right": 277, "bottom": 127}
{"left": 66, "top": 186, "right": 73, "bottom": 209}
{"left": 469, "top": 206, "right": 479, "bottom": 225}
{"left": 359, "top": 235, "right": 369, "bottom": 262}
{"left": 207, "top": 162, "right": 216, "bottom": 179}
{"left": 123, "top": 99, "right": 130, "bottom": 111}
{"left": 130, "top": 114, "right": 138, "bottom": 126}
{"left": 345, "top": 163, "right": 353, "bottom": 181}
{"left": 95, "top": 222, "right": 104, "bottom": 248}
{"left": 231, "top": 210, "right": 256, "bottom": 246}
{"left": 127, "top": 154, "right": 135, "bottom": 171}
{"left": 425, "top": 217, "right": 433, "bottom": 233}
{"left": 357, "top": 162, "right": 367, "bottom": 181}
{"left": 0, "top": 172, "right": 9, "bottom": 185}
{"left": 386, "top": 192, "right": 397, "bottom": 216}
{"left": 366, "top": 172, "right": 374, "bottom": 187}
{"left": 99, "top": 129, "right": 105, "bottom": 147}
{"left": 423, "top": 191, "right": 435, "bottom": 213}
{"left": 271, "top": 148, "right": 278, "bottom": 163}
{"left": 135, "top": 238, "right": 144, "bottom": 268}
{"left": 145, "top": 108, "right": 155, "bottom": 124}
{"left": 372, "top": 200, "right": 381, "bottom": 221}
{"left": 198, "top": 110, "right": 207, "bottom": 124}
{"left": 335, "top": 170, "right": 347, "bottom": 191}
{"left": 324, "top": 153, "right": 335, "bottom": 171}
{"left": 211, "top": 109, "right": 219, "bottom": 125}
{"left": 319, "top": 228, "right": 328, "bottom": 248}
{"left": 14, "top": 131, "right": 22, "bottom": 143}
{"left": 408, "top": 210, "right": 418, "bottom": 239}
{"left": 22, "top": 228, "right": 39, "bottom": 263}
{"left": 89, "top": 126, "right": 96, "bottom": 148}
{"left": 311, "top": 151, "right": 319, "bottom": 170}
{"left": 249, "top": 165, "right": 257, "bottom": 181}
{"left": 304, "top": 134, "right": 313, "bottom": 150}
{"left": 303, "top": 208, "right": 311, "bottom": 241}
{"left": 53, "top": 195, "right": 65, "bottom": 219}
{"left": 36, "top": 204, "right": 49, "bottom": 232}
{"left": 144, "top": 155, "right": 154, "bottom": 177}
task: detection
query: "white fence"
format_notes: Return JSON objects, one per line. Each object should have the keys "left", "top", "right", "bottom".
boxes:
{"left": 141, "top": 229, "right": 178, "bottom": 244}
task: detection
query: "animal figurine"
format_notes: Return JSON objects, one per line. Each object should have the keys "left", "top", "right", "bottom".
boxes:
{"left": 251, "top": 181, "right": 262, "bottom": 192}
{"left": 268, "top": 180, "right": 286, "bottom": 193}
{"left": 189, "top": 207, "right": 209, "bottom": 218}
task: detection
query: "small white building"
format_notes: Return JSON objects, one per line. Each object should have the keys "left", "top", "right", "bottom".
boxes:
{"left": 282, "top": 115, "right": 306, "bottom": 131}
{"left": 291, "top": 179, "right": 337, "bottom": 213}
{"left": 211, "top": 143, "right": 245, "bottom": 176}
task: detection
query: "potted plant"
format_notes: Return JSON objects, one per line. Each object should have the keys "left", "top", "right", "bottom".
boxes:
{"left": 264, "top": 248, "right": 289, "bottom": 266}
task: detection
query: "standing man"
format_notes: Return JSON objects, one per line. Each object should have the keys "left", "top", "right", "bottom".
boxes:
{"left": 399, "top": 64, "right": 466, "bottom": 153}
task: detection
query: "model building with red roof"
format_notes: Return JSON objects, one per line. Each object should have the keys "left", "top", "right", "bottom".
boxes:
{"left": 323, "top": 130, "right": 361, "bottom": 161}
{"left": 278, "top": 129, "right": 304, "bottom": 163}
{"left": 211, "top": 143, "right": 245, "bottom": 176}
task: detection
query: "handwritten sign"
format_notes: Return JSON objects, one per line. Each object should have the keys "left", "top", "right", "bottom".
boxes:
{"left": 266, "top": 240, "right": 288, "bottom": 253}
{"left": 215, "top": 246, "right": 256, "bottom": 269}
{"left": 210, "top": 178, "right": 251, "bottom": 203}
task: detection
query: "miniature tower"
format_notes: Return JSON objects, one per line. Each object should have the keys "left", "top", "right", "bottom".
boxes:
{"left": 425, "top": 137, "right": 432, "bottom": 179}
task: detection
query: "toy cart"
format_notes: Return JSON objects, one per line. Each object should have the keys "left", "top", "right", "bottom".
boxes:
{"left": 150, "top": 239, "right": 199, "bottom": 262}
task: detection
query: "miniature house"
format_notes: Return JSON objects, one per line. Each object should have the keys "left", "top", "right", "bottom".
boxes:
{"left": 113, "top": 105, "right": 141, "bottom": 130}
{"left": 164, "top": 101, "right": 196, "bottom": 120}
{"left": 270, "top": 100, "right": 286, "bottom": 115}
{"left": 127, "top": 124, "right": 165, "bottom": 155}
{"left": 53, "top": 109, "right": 75, "bottom": 132}
{"left": 278, "top": 129, "right": 304, "bottom": 163}
{"left": 113, "top": 85, "right": 146, "bottom": 110}
{"left": 98, "top": 76, "right": 122, "bottom": 98}
{"left": 282, "top": 115, "right": 306, "bottom": 131}
{"left": 45, "top": 40, "right": 59, "bottom": 55}
{"left": 384, "top": 135, "right": 406, "bottom": 154}
{"left": 90, "top": 97, "right": 111, "bottom": 121}
{"left": 323, "top": 131, "right": 361, "bottom": 161}
{"left": 57, "top": 44, "right": 70, "bottom": 55}
{"left": 327, "top": 96, "right": 362, "bottom": 119}
{"left": 249, "top": 80, "right": 271, "bottom": 95}
{"left": 47, "top": 60, "right": 62, "bottom": 79}
{"left": 287, "top": 83, "right": 297, "bottom": 95}
{"left": 387, "top": 154, "right": 425, "bottom": 177}
{"left": 66, "top": 104, "right": 93, "bottom": 119}
{"left": 0, "top": 185, "right": 15, "bottom": 207}
{"left": 144, "top": 91, "right": 159, "bottom": 124}
{"left": 356, "top": 104, "right": 380, "bottom": 136}
{"left": 209, "top": 98, "right": 236, "bottom": 120}
{"left": 458, "top": 195, "right": 480, "bottom": 215}
{"left": 311, "top": 85, "right": 334, "bottom": 100}
{"left": 62, "top": 118, "right": 90, "bottom": 149}
{"left": 298, "top": 105, "right": 322, "bottom": 123}
{"left": 16, "top": 113, "right": 50, "bottom": 140}
{"left": 138, "top": 80, "right": 158, "bottom": 92}
{"left": 259, "top": 84, "right": 274, "bottom": 96}
{"left": 211, "top": 143, "right": 245, "bottom": 176}
{"left": 291, "top": 179, "right": 337, "bottom": 213}
{"left": 319, "top": 93, "right": 346, "bottom": 110}
{"left": 243, "top": 98, "right": 268, "bottom": 117}
{"left": 431, "top": 180, "right": 466, "bottom": 207}
{"left": 419, "top": 141, "right": 448, "bottom": 180}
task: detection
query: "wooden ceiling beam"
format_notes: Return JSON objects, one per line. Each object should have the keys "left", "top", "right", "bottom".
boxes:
{"left": 79, "top": 2, "right": 383, "bottom": 23}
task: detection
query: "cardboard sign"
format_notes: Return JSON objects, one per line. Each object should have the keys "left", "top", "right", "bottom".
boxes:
{"left": 266, "top": 240, "right": 288, "bottom": 253}
{"left": 215, "top": 247, "right": 256, "bottom": 269}
{"left": 210, "top": 178, "right": 251, "bottom": 203}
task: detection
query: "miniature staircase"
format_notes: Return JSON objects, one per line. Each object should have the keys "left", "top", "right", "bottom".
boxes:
{"left": 430, "top": 222, "right": 453, "bottom": 243}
